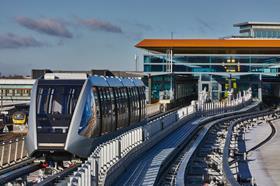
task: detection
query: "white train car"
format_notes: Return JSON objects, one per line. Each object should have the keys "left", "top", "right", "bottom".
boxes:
{"left": 25, "top": 74, "right": 146, "bottom": 160}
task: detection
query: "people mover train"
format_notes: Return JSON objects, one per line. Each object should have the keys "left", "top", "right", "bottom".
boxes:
{"left": 25, "top": 74, "right": 146, "bottom": 160}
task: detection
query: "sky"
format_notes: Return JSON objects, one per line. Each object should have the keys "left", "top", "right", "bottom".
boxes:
{"left": 1, "top": 0, "right": 280, "bottom": 75}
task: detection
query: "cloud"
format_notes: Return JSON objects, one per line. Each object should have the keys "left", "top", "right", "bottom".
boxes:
{"left": 78, "top": 18, "right": 123, "bottom": 34}
{"left": 16, "top": 16, "right": 73, "bottom": 38}
{"left": 196, "top": 17, "right": 215, "bottom": 33}
{"left": 0, "top": 33, "right": 45, "bottom": 49}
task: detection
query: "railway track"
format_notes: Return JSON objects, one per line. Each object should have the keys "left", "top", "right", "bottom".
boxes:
{"left": 0, "top": 157, "right": 81, "bottom": 185}
{"left": 156, "top": 108, "right": 277, "bottom": 186}
{"left": 0, "top": 132, "right": 26, "bottom": 142}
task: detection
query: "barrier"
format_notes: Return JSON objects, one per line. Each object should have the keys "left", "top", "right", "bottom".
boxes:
{"left": 59, "top": 89, "right": 253, "bottom": 186}
{"left": 146, "top": 103, "right": 161, "bottom": 116}
{"left": 0, "top": 137, "right": 28, "bottom": 168}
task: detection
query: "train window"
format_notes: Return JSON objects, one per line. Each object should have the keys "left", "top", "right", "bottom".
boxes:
{"left": 37, "top": 88, "right": 51, "bottom": 114}
{"left": 133, "top": 87, "right": 139, "bottom": 122}
{"left": 141, "top": 87, "right": 146, "bottom": 119}
{"left": 120, "top": 87, "right": 129, "bottom": 126}
{"left": 114, "top": 88, "right": 122, "bottom": 128}
{"left": 93, "top": 87, "right": 100, "bottom": 119}
{"left": 36, "top": 85, "right": 82, "bottom": 134}
{"left": 98, "top": 87, "right": 110, "bottom": 134}
{"left": 80, "top": 86, "right": 101, "bottom": 137}
{"left": 98, "top": 87, "right": 105, "bottom": 116}
{"left": 110, "top": 87, "right": 116, "bottom": 130}
{"left": 105, "top": 87, "right": 112, "bottom": 131}
{"left": 130, "top": 87, "right": 136, "bottom": 123}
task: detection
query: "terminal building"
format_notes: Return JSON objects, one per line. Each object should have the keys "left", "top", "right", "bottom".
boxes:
{"left": 136, "top": 22, "right": 280, "bottom": 103}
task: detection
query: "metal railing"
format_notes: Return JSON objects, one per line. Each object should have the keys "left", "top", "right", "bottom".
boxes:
{"left": 146, "top": 103, "right": 161, "bottom": 116}
{"left": 222, "top": 109, "right": 277, "bottom": 186}
{"left": 0, "top": 137, "right": 28, "bottom": 168}
{"left": 64, "top": 90, "right": 253, "bottom": 186}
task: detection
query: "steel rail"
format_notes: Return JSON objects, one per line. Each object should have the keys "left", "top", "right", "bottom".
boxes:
{"left": 0, "top": 162, "right": 41, "bottom": 185}
{"left": 34, "top": 164, "right": 80, "bottom": 186}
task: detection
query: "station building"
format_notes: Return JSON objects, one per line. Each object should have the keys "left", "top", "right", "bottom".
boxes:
{"left": 136, "top": 22, "right": 280, "bottom": 103}
{"left": 0, "top": 79, "right": 35, "bottom": 108}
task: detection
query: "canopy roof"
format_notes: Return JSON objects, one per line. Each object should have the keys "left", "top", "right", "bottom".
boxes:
{"left": 135, "top": 39, "right": 280, "bottom": 54}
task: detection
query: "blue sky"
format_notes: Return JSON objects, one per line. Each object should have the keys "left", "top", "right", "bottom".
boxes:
{"left": 1, "top": 0, "right": 280, "bottom": 75}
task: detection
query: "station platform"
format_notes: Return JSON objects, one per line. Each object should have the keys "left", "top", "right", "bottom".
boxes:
{"left": 246, "top": 119, "right": 280, "bottom": 186}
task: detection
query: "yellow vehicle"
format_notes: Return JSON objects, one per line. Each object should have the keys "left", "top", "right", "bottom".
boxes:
{"left": 12, "top": 111, "right": 28, "bottom": 125}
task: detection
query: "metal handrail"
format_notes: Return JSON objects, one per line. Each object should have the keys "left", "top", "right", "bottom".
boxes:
{"left": 222, "top": 109, "right": 275, "bottom": 186}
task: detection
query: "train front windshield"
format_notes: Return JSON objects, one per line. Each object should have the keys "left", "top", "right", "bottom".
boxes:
{"left": 36, "top": 80, "right": 84, "bottom": 145}
{"left": 14, "top": 113, "right": 25, "bottom": 120}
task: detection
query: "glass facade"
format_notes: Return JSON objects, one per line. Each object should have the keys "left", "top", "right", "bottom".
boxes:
{"left": 144, "top": 55, "right": 280, "bottom": 74}
{"left": 144, "top": 54, "right": 280, "bottom": 101}
{"left": 254, "top": 30, "right": 280, "bottom": 38}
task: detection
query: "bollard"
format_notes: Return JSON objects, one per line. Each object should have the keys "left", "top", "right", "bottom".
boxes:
{"left": 123, "top": 134, "right": 128, "bottom": 155}
{"left": 112, "top": 140, "right": 115, "bottom": 163}
{"left": 109, "top": 141, "right": 112, "bottom": 164}
{"left": 76, "top": 172, "right": 82, "bottom": 186}
{"left": 78, "top": 167, "right": 85, "bottom": 186}
{"left": 123, "top": 135, "right": 126, "bottom": 155}
{"left": 129, "top": 132, "right": 132, "bottom": 150}
{"left": 99, "top": 146, "right": 104, "bottom": 170}
{"left": 107, "top": 142, "right": 111, "bottom": 167}
{"left": 84, "top": 162, "right": 91, "bottom": 186}
{"left": 1, "top": 142, "right": 5, "bottom": 167}
{"left": 14, "top": 139, "right": 19, "bottom": 162}
{"left": 88, "top": 156, "right": 94, "bottom": 176}
{"left": 7, "top": 141, "right": 12, "bottom": 164}
{"left": 133, "top": 129, "right": 137, "bottom": 145}
{"left": 104, "top": 143, "right": 109, "bottom": 169}
{"left": 20, "top": 138, "right": 25, "bottom": 159}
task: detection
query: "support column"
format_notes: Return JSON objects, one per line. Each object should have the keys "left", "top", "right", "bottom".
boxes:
{"left": 258, "top": 74, "right": 262, "bottom": 101}
{"left": 209, "top": 75, "right": 213, "bottom": 101}
{"left": 169, "top": 49, "right": 173, "bottom": 100}
{"left": 198, "top": 74, "right": 202, "bottom": 100}
{"left": 148, "top": 74, "right": 152, "bottom": 104}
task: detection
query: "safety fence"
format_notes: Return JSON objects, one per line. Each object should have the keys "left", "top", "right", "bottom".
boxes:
{"left": 146, "top": 103, "right": 161, "bottom": 116}
{"left": 63, "top": 90, "right": 253, "bottom": 186}
{"left": 0, "top": 137, "right": 28, "bottom": 168}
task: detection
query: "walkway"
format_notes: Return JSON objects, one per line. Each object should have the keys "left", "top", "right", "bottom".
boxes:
{"left": 246, "top": 119, "right": 280, "bottom": 186}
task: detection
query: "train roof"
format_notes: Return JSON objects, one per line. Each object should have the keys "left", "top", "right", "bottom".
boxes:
{"left": 121, "top": 78, "right": 135, "bottom": 87}
{"left": 106, "top": 76, "right": 123, "bottom": 87}
{"left": 132, "top": 78, "right": 145, "bottom": 86}
{"left": 89, "top": 76, "right": 145, "bottom": 87}
{"left": 89, "top": 76, "right": 109, "bottom": 87}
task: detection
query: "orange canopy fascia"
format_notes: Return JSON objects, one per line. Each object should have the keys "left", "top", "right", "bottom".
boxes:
{"left": 135, "top": 39, "right": 280, "bottom": 54}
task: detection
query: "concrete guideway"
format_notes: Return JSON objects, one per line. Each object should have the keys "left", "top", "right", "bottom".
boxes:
{"left": 246, "top": 118, "right": 280, "bottom": 186}
{"left": 112, "top": 101, "right": 259, "bottom": 186}
{"left": 61, "top": 89, "right": 253, "bottom": 186}
{"left": 113, "top": 117, "right": 199, "bottom": 186}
